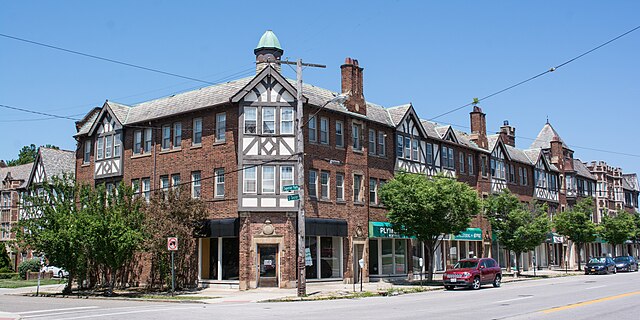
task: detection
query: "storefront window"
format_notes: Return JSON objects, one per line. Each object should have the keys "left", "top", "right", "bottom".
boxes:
{"left": 306, "top": 236, "right": 343, "bottom": 279}
{"left": 395, "top": 239, "right": 406, "bottom": 274}
{"left": 412, "top": 240, "right": 423, "bottom": 274}
{"left": 305, "top": 237, "right": 318, "bottom": 279}
{"left": 201, "top": 237, "right": 239, "bottom": 281}
{"left": 369, "top": 239, "right": 379, "bottom": 275}
{"left": 381, "top": 239, "right": 394, "bottom": 274}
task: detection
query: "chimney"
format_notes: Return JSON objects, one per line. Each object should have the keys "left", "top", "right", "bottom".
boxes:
{"left": 341, "top": 57, "right": 366, "bottom": 115}
{"left": 0, "top": 160, "right": 6, "bottom": 168}
{"left": 498, "top": 120, "right": 516, "bottom": 147}
{"left": 469, "top": 106, "right": 488, "bottom": 149}
{"left": 550, "top": 136, "right": 564, "bottom": 171}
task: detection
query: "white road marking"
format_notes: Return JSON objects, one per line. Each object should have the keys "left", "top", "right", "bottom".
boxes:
{"left": 495, "top": 296, "right": 534, "bottom": 304}
{"left": 19, "top": 307, "right": 99, "bottom": 315}
{"left": 49, "top": 306, "right": 203, "bottom": 320}
{"left": 586, "top": 285, "right": 606, "bottom": 290}
{"left": 21, "top": 305, "right": 172, "bottom": 319}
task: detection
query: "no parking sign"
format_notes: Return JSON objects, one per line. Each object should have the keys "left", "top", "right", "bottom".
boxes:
{"left": 167, "top": 237, "right": 178, "bottom": 251}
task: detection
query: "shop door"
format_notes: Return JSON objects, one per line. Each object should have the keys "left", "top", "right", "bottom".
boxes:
{"left": 258, "top": 245, "right": 278, "bottom": 287}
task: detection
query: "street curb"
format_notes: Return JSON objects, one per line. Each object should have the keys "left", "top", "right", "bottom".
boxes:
{"left": 9, "top": 293, "right": 211, "bottom": 304}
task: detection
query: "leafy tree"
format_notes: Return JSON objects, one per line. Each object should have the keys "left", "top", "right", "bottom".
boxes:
{"left": 0, "top": 246, "right": 11, "bottom": 271}
{"left": 486, "top": 190, "right": 551, "bottom": 274}
{"left": 144, "top": 187, "right": 207, "bottom": 290}
{"left": 554, "top": 198, "right": 596, "bottom": 271}
{"left": 15, "top": 175, "right": 84, "bottom": 293}
{"left": 5, "top": 144, "right": 59, "bottom": 166}
{"left": 380, "top": 173, "right": 481, "bottom": 282}
{"left": 18, "top": 258, "right": 41, "bottom": 279}
{"left": 84, "top": 183, "right": 146, "bottom": 296}
{"left": 599, "top": 210, "right": 635, "bottom": 256}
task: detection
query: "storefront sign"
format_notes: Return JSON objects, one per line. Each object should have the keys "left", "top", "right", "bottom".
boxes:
{"left": 452, "top": 228, "right": 482, "bottom": 241}
{"left": 368, "top": 222, "right": 411, "bottom": 239}
{"left": 546, "top": 232, "right": 564, "bottom": 244}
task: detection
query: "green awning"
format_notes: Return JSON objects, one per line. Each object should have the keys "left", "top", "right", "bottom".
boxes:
{"left": 452, "top": 228, "right": 483, "bottom": 241}
{"left": 368, "top": 222, "right": 411, "bottom": 239}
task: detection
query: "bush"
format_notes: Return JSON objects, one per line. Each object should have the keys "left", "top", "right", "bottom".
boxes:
{"left": 0, "top": 266, "right": 13, "bottom": 273}
{"left": 0, "top": 247, "right": 10, "bottom": 270}
{"left": 18, "top": 259, "right": 41, "bottom": 279}
{"left": 0, "top": 272, "right": 19, "bottom": 279}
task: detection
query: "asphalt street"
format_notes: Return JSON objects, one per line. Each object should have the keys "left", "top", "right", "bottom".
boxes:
{"left": 1, "top": 271, "right": 639, "bottom": 319}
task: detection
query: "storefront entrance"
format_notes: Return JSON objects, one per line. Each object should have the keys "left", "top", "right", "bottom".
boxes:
{"left": 258, "top": 244, "right": 278, "bottom": 287}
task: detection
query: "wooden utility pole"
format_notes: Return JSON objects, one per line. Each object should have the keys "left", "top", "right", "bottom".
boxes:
{"left": 278, "top": 59, "right": 325, "bottom": 297}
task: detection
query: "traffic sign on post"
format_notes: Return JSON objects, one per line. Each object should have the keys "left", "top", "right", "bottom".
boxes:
{"left": 167, "top": 237, "right": 178, "bottom": 251}
{"left": 283, "top": 184, "right": 300, "bottom": 192}
{"left": 287, "top": 194, "right": 300, "bottom": 201}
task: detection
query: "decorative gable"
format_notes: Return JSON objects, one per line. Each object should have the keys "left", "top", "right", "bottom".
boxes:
{"left": 231, "top": 65, "right": 301, "bottom": 104}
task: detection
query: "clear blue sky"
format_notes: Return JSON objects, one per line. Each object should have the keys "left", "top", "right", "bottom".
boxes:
{"left": 1, "top": 1, "right": 639, "bottom": 175}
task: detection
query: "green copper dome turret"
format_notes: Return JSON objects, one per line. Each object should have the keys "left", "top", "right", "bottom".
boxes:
{"left": 255, "top": 30, "right": 282, "bottom": 51}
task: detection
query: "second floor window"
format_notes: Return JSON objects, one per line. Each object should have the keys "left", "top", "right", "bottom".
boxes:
{"left": 244, "top": 166, "right": 257, "bottom": 193}
{"left": 144, "top": 128, "right": 152, "bottom": 153}
{"left": 96, "top": 137, "right": 104, "bottom": 160}
{"left": 245, "top": 107, "right": 257, "bottom": 134}
{"left": 396, "top": 135, "right": 403, "bottom": 158}
{"left": 191, "top": 171, "right": 201, "bottom": 198}
{"left": 214, "top": 168, "right": 225, "bottom": 197}
{"left": 320, "top": 171, "right": 330, "bottom": 199}
{"left": 442, "top": 146, "right": 454, "bottom": 169}
{"left": 281, "top": 107, "right": 294, "bottom": 134}
{"left": 172, "top": 174, "right": 181, "bottom": 193}
{"left": 114, "top": 133, "right": 121, "bottom": 157}
{"left": 173, "top": 122, "right": 182, "bottom": 148}
{"left": 426, "top": 143, "right": 434, "bottom": 165}
{"left": 134, "top": 131, "right": 142, "bottom": 154}
{"left": 280, "top": 166, "right": 294, "bottom": 192}
{"left": 262, "top": 166, "right": 275, "bottom": 193}
{"left": 142, "top": 178, "right": 151, "bottom": 202}
{"left": 468, "top": 154, "right": 474, "bottom": 175}
{"left": 216, "top": 113, "right": 226, "bottom": 142}
{"left": 412, "top": 139, "right": 419, "bottom": 161}
{"left": 378, "top": 131, "right": 385, "bottom": 156}
{"left": 83, "top": 140, "right": 91, "bottom": 164}
{"left": 352, "top": 123, "right": 362, "bottom": 151}
{"left": 336, "top": 173, "right": 344, "bottom": 201}
{"left": 336, "top": 121, "right": 344, "bottom": 147}
{"left": 368, "top": 129, "right": 376, "bottom": 155}
{"left": 162, "top": 125, "right": 171, "bottom": 149}
{"left": 320, "top": 117, "right": 329, "bottom": 144}
{"left": 160, "top": 175, "right": 169, "bottom": 193}
{"left": 193, "top": 118, "right": 202, "bottom": 145}
{"left": 353, "top": 174, "right": 363, "bottom": 203}
{"left": 105, "top": 135, "right": 113, "bottom": 158}
{"left": 369, "top": 178, "right": 377, "bottom": 204}
{"left": 308, "top": 170, "right": 318, "bottom": 198}
{"left": 309, "top": 116, "right": 317, "bottom": 142}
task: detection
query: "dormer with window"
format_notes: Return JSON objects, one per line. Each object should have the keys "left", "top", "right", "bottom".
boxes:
{"left": 392, "top": 105, "right": 439, "bottom": 176}
{"left": 87, "top": 104, "right": 124, "bottom": 179}
{"left": 533, "top": 154, "right": 559, "bottom": 202}
{"left": 490, "top": 141, "right": 509, "bottom": 194}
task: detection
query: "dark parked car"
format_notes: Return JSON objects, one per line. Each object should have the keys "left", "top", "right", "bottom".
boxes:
{"left": 585, "top": 257, "right": 616, "bottom": 275}
{"left": 443, "top": 258, "right": 501, "bottom": 290}
{"left": 614, "top": 256, "right": 638, "bottom": 272}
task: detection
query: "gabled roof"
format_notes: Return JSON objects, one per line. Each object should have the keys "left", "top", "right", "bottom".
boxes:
{"left": 530, "top": 122, "right": 569, "bottom": 150}
{"left": 419, "top": 120, "right": 441, "bottom": 138}
{"left": 451, "top": 129, "right": 485, "bottom": 153}
{"left": 26, "top": 148, "right": 75, "bottom": 187}
{"left": 505, "top": 145, "right": 531, "bottom": 164}
{"left": 523, "top": 148, "right": 560, "bottom": 172}
{"left": 0, "top": 163, "right": 34, "bottom": 190}
{"left": 622, "top": 173, "right": 639, "bottom": 192}
{"left": 387, "top": 104, "right": 412, "bottom": 126}
{"left": 573, "top": 159, "right": 596, "bottom": 181}
{"left": 230, "top": 65, "right": 300, "bottom": 103}
{"left": 435, "top": 126, "right": 460, "bottom": 144}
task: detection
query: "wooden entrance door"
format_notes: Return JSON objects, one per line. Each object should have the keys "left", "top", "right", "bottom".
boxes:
{"left": 258, "top": 244, "right": 278, "bottom": 287}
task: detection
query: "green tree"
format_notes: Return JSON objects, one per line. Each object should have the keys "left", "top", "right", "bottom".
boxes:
{"left": 0, "top": 246, "right": 12, "bottom": 271}
{"left": 486, "top": 190, "right": 551, "bottom": 274}
{"left": 144, "top": 187, "right": 207, "bottom": 290}
{"left": 15, "top": 175, "right": 84, "bottom": 293}
{"left": 554, "top": 198, "right": 597, "bottom": 271}
{"left": 5, "top": 144, "right": 59, "bottom": 166}
{"left": 380, "top": 173, "right": 481, "bottom": 282}
{"left": 84, "top": 183, "right": 146, "bottom": 296}
{"left": 599, "top": 210, "right": 635, "bottom": 256}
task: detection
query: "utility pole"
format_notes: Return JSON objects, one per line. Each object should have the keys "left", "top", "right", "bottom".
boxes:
{"left": 278, "top": 59, "right": 325, "bottom": 297}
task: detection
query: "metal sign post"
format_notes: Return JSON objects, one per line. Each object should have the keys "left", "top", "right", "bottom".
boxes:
{"left": 358, "top": 259, "right": 364, "bottom": 292}
{"left": 36, "top": 256, "right": 44, "bottom": 296}
{"left": 167, "top": 237, "right": 178, "bottom": 295}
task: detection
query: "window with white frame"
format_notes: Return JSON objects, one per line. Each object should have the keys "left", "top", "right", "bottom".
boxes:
{"left": 114, "top": 133, "right": 121, "bottom": 157}
{"left": 133, "top": 130, "right": 142, "bottom": 154}
{"left": 214, "top": 168, "right": 225, "bottom": 198}
{"left": 171, "top": 174, "right": 181, "bottom": 193}
{"left": 491, "top": 147, "right": 506, "bottom": 179}
{"left": 173, "top": 122, "right": 182, "bottom": 148}
{"left": 281, "top": 107, "right": 293, "bottom": 134}
{"left": 144, "top": 128, "right": 152, "bottom": 153}
{"left": 336, "top": 173, "right": 344, "bottom": 201}
{"left": 412, "top": 139, "right": 419, "bottom": 161}
{"left": 160, "top": 175, "right": 169, "bottom": 193}
{"left": 378, "top": 131, "right": 385, "bottom": 156}
{"left": 336, "top": 121, "right": 344, "bottom": 147}
{"left": 368, "top": 129, "right": 376, "bottom": 155}
{"left": 369, "top": 178, "right": 377, "bottom": 204}
{"left": 142, "top": 178, "right": 151, "bottom": 202}
{"left": 308, "top": 170, "right": 318, "bottom": 198}
{"left": 459, "top": 152, "right": 464, "bottom": 173}
{"left": 442, "top": 146, "right": 455, "bottom": 169}
{"left": 244, "top": 107, "right": 257, "bottom": 134}
{"left": 131, "top": 179, "right": 140, "bottom": 196}
{"left": 280, "top": 166, "right": 294, "bottom": 192}
{"left": 468, "top": 154, "right": 474, "bottom": 175}
{"left": 404, "top": 137, "right": 411, "bottom": 160}
{"left": 396, "top": 135, "right": 403, "bottom": 158}
{"left": 96, "top": 137, "right": 104, "bottom": 160}
{"left": 105, "top": 135, "right": 113, "bottom": 158}
{"left": 262, "top": 107, "right": 275, "bottom": 134}
{"left": 83, "top": 140, "right": 91, "bottom": 164}
{"left": 192, "top": 118, "right": 202, "bottom": 145}
{"left": 320, "top": 117, "right": 329, "bottom": 144}
{"left": 243, "top": 166, "right": 256, "bottom": 193}
{"left": 191, "top": 171, "right": 201, "bottom": 199}
{"left": 426, "top": 143, "right": 434, "bottom": 165}
{"left": 320, "top": 171, "right": 330, "bottom": 199}
{"left": 509, "top": 164, "right": 515, "bottom": 183}
{"left": 216, "top": 113, "right": 226, "bottom": 142}
{"left": 162, "top": 125, "right": 171, "bottom": 149}
{"left": 309, "top": 115, "right": 317, "bottom": 142}
{"left": 352, "top": 123, "right": 362, "bottom": 151}
{"left": 354, "top": 174, "right": 363, "bottom": 202}
{"left": 262, "top": 166, "right": 275, "bottom": 193}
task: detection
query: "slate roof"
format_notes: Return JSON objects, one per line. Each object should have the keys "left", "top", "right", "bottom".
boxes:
{"left": 573, "top": 159, "right": 596, "bottom": 181}
{"left": 77, "top": 72, "right": 396, "bottom": 136}
{"left": 387, "top": 104, "right": 412, "bottom": 126}
{"left": 419, "top": 120, "right": 441, "bottom": 139}
{"left": 622, "top": 174, "right": 639, "bottom": 192}
{"left": 38, "top": 148, "right": 75, "bottom": 181}
{"left": 451, "top": 129, "right": 484, "bottom": 152}
{"left": 530, "top": 123, "right": 569, "bottom": 150}
{"left": 0, "top": 163, "right": 34, "bottom": 190}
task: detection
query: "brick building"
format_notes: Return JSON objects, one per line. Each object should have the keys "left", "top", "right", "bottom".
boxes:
{"left": 73, "top": 30, "right": 638, "bottom": 288}
{"left": 0, "top": 162, "right": 33, "bottom": 270}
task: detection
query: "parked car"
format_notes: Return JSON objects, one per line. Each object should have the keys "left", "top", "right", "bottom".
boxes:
{"left": 584, "top": 257, "right": 616, "bottom": 275}
{"left": 613, "top": 256, "right": 638, "bottom": 272}
{"left": 41, "top": 265, "right": 69, "bottom": 278}
{"left": 443, "top": 258, "right": 501, "bottom": 290}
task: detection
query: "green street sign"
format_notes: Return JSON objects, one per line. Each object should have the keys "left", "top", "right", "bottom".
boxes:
{"left": 283, "top": 185, "right": 300, "bottom": 192}
{"left": 287, "top": 194, "right": 300, "bottom": 201}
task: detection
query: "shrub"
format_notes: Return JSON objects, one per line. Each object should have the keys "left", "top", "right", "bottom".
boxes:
{"left": 0, "top": 247, "right": 10, "bottom": 270}
{"left": 18, "top": 259, "right": 41, "bottom": 279}
{"left": 0, "top": 266, "right": 13, "bottom": 273}
{"left": 0, "top": 272, "right": 19, "bottom": 279}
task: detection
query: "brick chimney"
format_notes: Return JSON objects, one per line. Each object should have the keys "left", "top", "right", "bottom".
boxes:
{"left": 550, "top": 136, "right": 564, "bottom": 171}
{"left": 498, "top": 120, "right": 516, "bottom": 147}
{"left": 341, "top": 57, "right": 366, "bottom": 115}
{"left": 469, "top": 106, "right": 488, "bottom": 149}
{"left": 0, "top": 160, "right": 6, "bottom": 168}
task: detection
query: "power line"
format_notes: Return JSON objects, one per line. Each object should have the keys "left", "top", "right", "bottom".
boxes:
{"left": 0, "top": 33, "right": 225, "bottom": 85}
{"left": 428, "top": 24, "right": 640, "bottom": 121}
{"left": 0, "top": 104, "right": 80, "bottom": 121}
